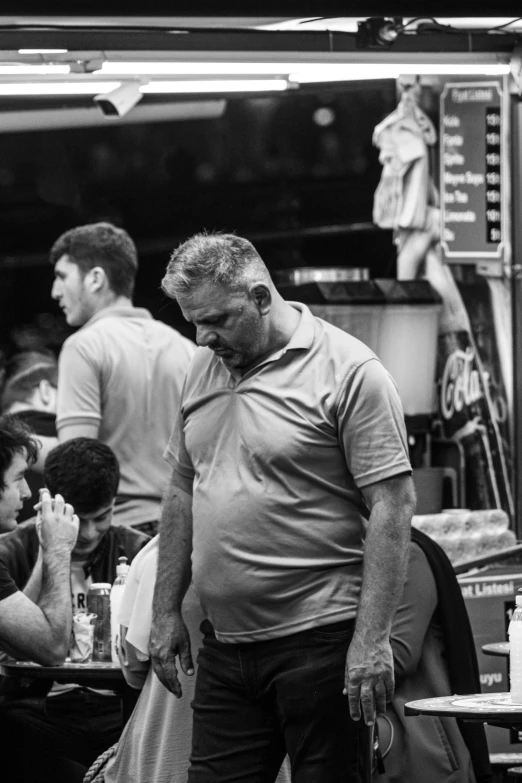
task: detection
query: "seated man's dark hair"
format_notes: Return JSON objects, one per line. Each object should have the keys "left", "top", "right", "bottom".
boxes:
{"left": 49, "top": 222, "right": 138, "bottom": 299}
{"left": 0, "top": 414, "right": 38, "bottom": 493}
{"left": 44, "top": 438, "right": 120, "bottom": 515}
{"left": 1, "top": 351, "right": 58, "bottom": 412}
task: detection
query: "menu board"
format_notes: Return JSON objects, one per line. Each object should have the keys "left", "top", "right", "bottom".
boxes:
{"left": 440, "top": 79, "right": 507, "bottom": 262}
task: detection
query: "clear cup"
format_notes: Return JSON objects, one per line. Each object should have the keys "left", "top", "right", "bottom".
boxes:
{"left": 70, "top": 612, "right": 97, "bottom": 662}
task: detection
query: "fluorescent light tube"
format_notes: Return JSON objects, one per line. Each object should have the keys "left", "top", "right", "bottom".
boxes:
{"left": 140, "top": 79, "right": 289, "bottom": 93}
{"left": 18, "top": 49, "right": 68, "bottom": 54}
{"left": 0, "top": 65, "right": 71, "bottom": 75}
{"left": 0, "top": 81, "right": 121, "bottom": 96}
{"left": 98, "top": 61, "right": 510, "bottom": 79}
{"left": 294, "top": 63, "right": 510, "bottom": 82}
{"left": 98, "top": 62, "right": 327, "bottom": 75}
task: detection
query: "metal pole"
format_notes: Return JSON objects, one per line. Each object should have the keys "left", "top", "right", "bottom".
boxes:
{"left": 511, "top": 96, "right": 522, "bottom": 541}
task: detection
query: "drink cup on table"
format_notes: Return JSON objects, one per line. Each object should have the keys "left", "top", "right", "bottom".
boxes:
{"left": 70, "top": 613, "right": 97, "bottom": 662}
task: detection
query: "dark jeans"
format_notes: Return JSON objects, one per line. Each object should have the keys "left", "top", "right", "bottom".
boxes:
{"left": 189, "top": 617, "right": 367, "bottom": 783}
{"left": 0, "top": 688, "right": 122, "bottom": 783}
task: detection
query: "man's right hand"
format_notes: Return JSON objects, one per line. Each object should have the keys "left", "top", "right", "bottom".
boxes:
{"left": 150, "top": 611, "right": 194, "bottom": 698}
{"left": 37, "top": 490, "right": 79, "bottom": 553}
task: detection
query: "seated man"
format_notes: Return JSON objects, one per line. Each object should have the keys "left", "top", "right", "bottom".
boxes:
{"left": 1, "top": 351, "right": 59, "bottom": 522}
{"left": 0, "top": 437, "right": 150, "bottom": 783}
{"left": 0, "top": 414, "right": 78, "bottom": 664}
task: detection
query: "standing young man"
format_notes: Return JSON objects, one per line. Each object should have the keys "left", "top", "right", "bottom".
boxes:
{"left": 50, "top": 221, "right": 196, "bottom": 532}
{"left": 151, "top": 232, "right": 416, "bottom": 782}
{"left": 0, "top": 414, "right": 78, "bottom": 662}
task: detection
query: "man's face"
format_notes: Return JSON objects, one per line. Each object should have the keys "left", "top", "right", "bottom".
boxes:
{"left": 71, "top": 502, "right": 114, "bottom": 561}
{"left": 178, "top": 282, "right": 266, "bottom": 370}
{"left": 0, "top": 450, "right": 31, "bottom": 532}
{"left": 51, "top": 255, "right": 94, "bottom": 327}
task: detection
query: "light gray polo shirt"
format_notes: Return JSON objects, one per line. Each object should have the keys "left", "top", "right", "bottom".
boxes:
{"left": 57, "top": 306, "right": 195, "bottom": 527}
{"left": 165, "top": 302, "right": 411, "bottom": 642}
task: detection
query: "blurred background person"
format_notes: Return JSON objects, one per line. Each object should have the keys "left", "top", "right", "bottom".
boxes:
{"left": 83, "top": 536, "right": 291, "bottom": 783}
{"left": 1, "top": 350, "right": 58, "bottom": 522}
{"left": 49, "top": 222, "right": 195, "bottom": 535}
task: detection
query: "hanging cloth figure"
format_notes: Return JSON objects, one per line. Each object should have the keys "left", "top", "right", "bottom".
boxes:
{"left": 372, "top": 79, "right": 437, "bottom": 232}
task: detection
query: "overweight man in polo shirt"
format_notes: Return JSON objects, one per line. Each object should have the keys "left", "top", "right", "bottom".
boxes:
{"left": 50, "top": 222, "right": 196, "bottom": 533}
{"left": 151, "top": 232, "right": 417, "bottom": 783}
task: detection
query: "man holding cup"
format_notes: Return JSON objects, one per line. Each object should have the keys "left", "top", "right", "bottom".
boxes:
{"left": 0, "top": 414, "right": 78, "bottom": 664}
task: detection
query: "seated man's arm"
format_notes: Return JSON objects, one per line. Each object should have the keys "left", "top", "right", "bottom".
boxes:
{"left": 22, "top": 546, "right": 43, "bottom": 603}
{"left": 0, "top": 492, "right": 78, "bottom": 666}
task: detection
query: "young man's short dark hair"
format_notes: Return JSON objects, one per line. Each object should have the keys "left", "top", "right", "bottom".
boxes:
{"left": 49, "top": 222, "right": 138, "bottom": 299}
{"left": 0, "top": 415, "right": 38, "bottom": 493}
{"left": 1, "top": 351, "right": 58, "bottom": 412}
{"left": 44, "top": 438, "right": 120, "bottom": 515}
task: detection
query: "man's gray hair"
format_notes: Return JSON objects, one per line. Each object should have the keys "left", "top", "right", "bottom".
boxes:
{"left": 162, "top": 232, "right": 271, "bottom": 300}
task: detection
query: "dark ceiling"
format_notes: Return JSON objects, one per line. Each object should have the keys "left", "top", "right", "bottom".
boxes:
{"left": 3, "top": 1, "right": 522, "bottom": 16}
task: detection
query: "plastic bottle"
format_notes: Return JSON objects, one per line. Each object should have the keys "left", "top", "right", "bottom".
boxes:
{"left": 508, "top": 588, "right": 522, "bottom": 703}
{"left": 110, "top": 556, "right": 129, "bottom": 664}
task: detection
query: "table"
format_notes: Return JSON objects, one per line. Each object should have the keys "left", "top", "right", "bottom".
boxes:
{"left": 405, "top": 693, "right": 522, "bottom": 724}
{"left": 0, "top": 658, "right": 124, "bottom": 681}
{"left": 482, "top": 641, "right": 510, "bottom": 658}
{"left": 0, "top": 658, "right": 139, "bottom": 722}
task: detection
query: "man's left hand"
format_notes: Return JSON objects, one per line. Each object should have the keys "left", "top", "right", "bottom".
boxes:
{"left": 344, "top": 633, "right": 394, "bottom": 725}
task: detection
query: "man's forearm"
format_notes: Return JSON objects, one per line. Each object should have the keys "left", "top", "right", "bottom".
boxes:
{"left": 153, "top": 479, "right": 193, "bottom": 618}
{"left": 355, "top": 482, "right": 415, "bottom": 644}
{"left": 23, "top": 549, "right": 43, "bottom": 603}
{"left": 38, "top": 548, "right": 74, "bottom": 655}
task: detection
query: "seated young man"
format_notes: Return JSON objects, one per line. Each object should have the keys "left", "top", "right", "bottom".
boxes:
{"left": 0, "top": 414, "right": 78, "bottom": 663}
{"left": 0, "top": 437, "right": 150, "bottom": 783}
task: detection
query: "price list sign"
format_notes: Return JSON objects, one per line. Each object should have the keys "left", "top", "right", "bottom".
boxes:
{"left": 440, "top": 79, "right": 507, "bottom": 262}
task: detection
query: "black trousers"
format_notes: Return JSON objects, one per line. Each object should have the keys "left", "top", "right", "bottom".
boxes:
{"left": 0, "top": 687, "right": 122, "bottom": 783}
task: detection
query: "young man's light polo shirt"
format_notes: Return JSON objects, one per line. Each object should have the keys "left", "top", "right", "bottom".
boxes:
{"left": 57, "top": 307, "right": 195, "bottom": 527}
{"left": 165, "top": 302, "right": 411, "bottom": 643}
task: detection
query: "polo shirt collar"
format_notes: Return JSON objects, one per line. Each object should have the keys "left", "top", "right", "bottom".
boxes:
{"left": 85, "top": 306, "right": 152, "bottom": 327}
{"left": 226, "top": 301, "right": 316, "bottom": 381}
{"left": 284, "top": 302, "right": 316, "bottom": 352}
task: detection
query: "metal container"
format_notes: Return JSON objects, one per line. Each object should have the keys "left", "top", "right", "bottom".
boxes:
{"left": 274, "top": 267, "right": 370, "bottom": 286}
{"left": 86, "top": 583, "right": 112, "bottom": 662}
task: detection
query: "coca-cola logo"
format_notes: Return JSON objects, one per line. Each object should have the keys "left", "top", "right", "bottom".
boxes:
{"left": 440, "top": 346, "right": 483, "bottom": 420}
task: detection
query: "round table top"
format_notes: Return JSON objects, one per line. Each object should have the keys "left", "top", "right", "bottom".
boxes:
{"left": 0, "top": 659, "right": 124, "bottom": 682}
{"left": 482, "top": 642, "right": 510, "bottom": 657}
{"left": 405, "top": 693, "right": 522, "bottom": 722}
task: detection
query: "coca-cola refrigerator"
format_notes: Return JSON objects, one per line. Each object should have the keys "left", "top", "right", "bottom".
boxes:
{"left": 433, "top": 76, "right": 516, "bottom": 528}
